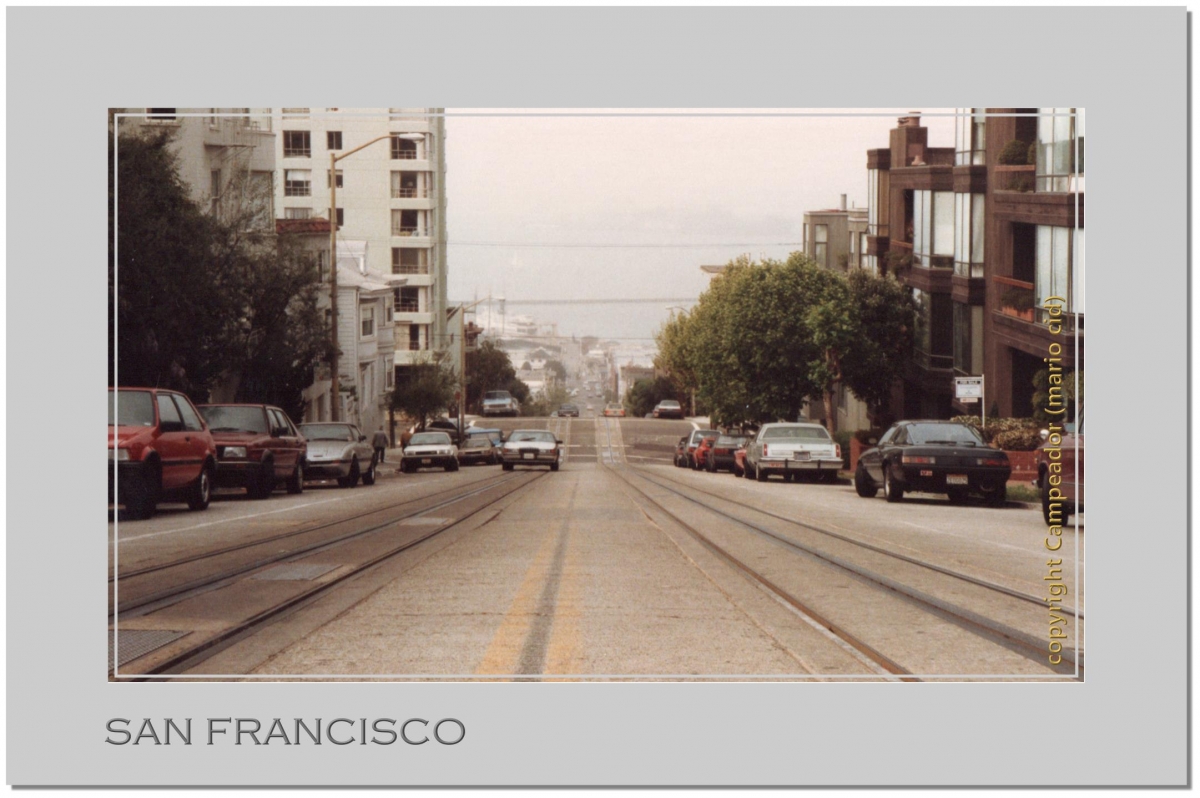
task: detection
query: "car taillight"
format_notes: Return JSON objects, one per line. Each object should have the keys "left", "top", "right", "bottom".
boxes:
{"left": 979, "top": 456, "right": 1008, "bottom": 467}
{"left": 762, "top": 444, "right": 768, "bottom": 457}
{"left": 835, "top": 444, "right": 841, "bottom": 459}
{"left": 902, "top": 455, "right": 936, "bottom": 464}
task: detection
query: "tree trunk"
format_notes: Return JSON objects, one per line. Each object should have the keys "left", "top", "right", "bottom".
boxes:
{"left": 823, "top": 390, "right": 837, "bottom": 435}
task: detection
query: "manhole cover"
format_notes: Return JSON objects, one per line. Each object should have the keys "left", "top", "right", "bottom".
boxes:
{"left": 109, "top": 629, "right": 187, "bottom": 671}
{"left": 252, "top": 563, "right": 339, "bottom": 581}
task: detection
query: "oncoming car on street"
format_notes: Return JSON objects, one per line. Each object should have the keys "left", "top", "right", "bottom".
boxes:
{"left": 500, "top": 429, "right": 562, "bottom": 471}
{"left": 298, "top": 422, "right": 377, "bottom": 487}
{"left": 482, "top": 390, "right": 520, "bottom": 417}
{"left": 402, "top": 431, "right": 459, "bottom": 472}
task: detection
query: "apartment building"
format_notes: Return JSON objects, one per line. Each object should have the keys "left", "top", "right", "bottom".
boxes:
{"left": 864, "top": 109, "right": 1084, "bottom": 421}
{"left": 802, "top": 195, "right": 869, "bottom": 273}
{"left": 271, "top": 108, "right": 449, "bottom": 384}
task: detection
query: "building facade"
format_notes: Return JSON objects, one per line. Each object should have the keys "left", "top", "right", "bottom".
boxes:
{"left": 270, "top": 108, "right": 449, "bottom": 382}
{"left": 802, "top": 195, "right": 869, "bottom": 273}
{"left": 864, "top": 109, "right": 1084, "bottom": 421}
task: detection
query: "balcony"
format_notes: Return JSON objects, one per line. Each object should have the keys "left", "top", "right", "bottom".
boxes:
{"left": 994, "top": 165, "right": 1035, "bottom": 193}
{"left": 391, "top": 187, "right": 429, "bottom": 199}
{"left": 993, "top": 276, "right": 1036, "bottom": 322}
{"left": 391, "top": 262, "right": 429, "bottom": 275}
{"left": 391, "top": 226, "right": 425, "bottom": 237}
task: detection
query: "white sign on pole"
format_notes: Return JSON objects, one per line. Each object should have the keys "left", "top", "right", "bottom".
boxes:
{"left": 955, "top": 376, "right": 983, "bottom": 400}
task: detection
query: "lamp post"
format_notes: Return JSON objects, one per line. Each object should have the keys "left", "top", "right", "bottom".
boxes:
{"left": 328, "top": 131, "right": 424, "bottom": 420}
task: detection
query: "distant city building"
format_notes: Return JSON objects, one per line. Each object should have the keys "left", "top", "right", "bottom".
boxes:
{"left": 802, "top": 195, "right": 869, "bottom": 273}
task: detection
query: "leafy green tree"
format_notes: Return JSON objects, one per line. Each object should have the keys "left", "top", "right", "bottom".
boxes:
{"left": 1032, "top": 368, "right": 1082, "bottom": 424}
{"left": 544, "top": 359, "right": 568, "bottom": 382}
{"left": 390, "top": 357, "right": 457, "bottom": 430}
{"left": 466, "top": 340, "right": 518, "bottom": 411}
{"left": 624, "top": 376, "right": 684, "bottom": 417}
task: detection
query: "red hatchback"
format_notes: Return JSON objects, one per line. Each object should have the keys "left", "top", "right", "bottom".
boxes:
{"left": 197, "top": 404, "right": 308, "bottom": 498}
{"left": 692, "top": 433, "right": 720, "bottom": 470}
{"left": 109, "top": 388, "right": 217, "bottom": 519}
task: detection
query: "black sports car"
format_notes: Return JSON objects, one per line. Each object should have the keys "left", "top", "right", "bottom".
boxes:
{"left": 854, "top": 420, "right": 1011, "bottom": 506}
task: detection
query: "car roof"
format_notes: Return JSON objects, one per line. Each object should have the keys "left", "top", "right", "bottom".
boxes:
{"left": 761, "top": 422, "right": 826, "bottom": 428}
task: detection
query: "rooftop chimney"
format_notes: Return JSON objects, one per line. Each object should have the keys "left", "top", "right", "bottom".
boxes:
{"left": 898, "top": 112, "right": 922, "bottom": 128}
{"left": 840, "top": 194, "right": 847, "bottom": 211}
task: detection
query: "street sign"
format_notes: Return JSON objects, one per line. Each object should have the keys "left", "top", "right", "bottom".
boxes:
{"left": 955, "top": 376, "right": 983, "bottom": 400}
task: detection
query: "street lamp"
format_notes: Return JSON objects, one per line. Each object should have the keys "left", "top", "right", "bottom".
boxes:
{"left": 328, "top": 131, "right": 424, "bottom": 420}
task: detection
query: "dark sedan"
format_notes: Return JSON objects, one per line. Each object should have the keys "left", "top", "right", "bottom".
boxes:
{"left": 854, "top": 420, "right": 1011, "bottom": 505}
{"left": 557, "top": 404, "right": 581, "bottom": 418}
{"left": 706, "top": 434, "right": 749, "bottom": 473}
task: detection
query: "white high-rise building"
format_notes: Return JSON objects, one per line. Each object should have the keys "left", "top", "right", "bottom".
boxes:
{"left": 270, "top": 108, "right": 449, "bottom": 380}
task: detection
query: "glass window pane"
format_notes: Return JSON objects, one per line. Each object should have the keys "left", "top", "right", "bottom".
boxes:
{"left": 933, "top": 191, "right": 954, "bottom": 256}
{"left": 971, "top": 194, "right": 986, "bottom": 267}
{"left": 1073, "top": 228, "right": 1085, "bottom": 314}
{"left": 1037, "top": 225, "right": 1053, "bottom": 307}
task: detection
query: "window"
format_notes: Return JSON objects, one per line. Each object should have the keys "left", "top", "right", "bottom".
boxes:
{"left": 395, "top": 287, "right": 420, "bottom": 312}
{"left": 147, "top": 108, "right": 176, "bottom": 120}
{"left": 1036, "top": 108, "right": 1084, "bottom": 192}
{"left": 409, "top": 324, "right": 422, "bottom": 350}
{"left": 953, "top": 303, "right": 984, "bottom": 374}
{"left": 1036, "top": 225, "right": 1084, "bottom": 314}
{"left": 327, "top": 131, "right": 342, "bottom": 150}
{"left": 391, "top": 209, "right": 419, "bottom": 236}
{"left": 284, "top": 169, "right": 311, "bottom": 197}
{"left": 814, "top": 224, "right": 828, "bottom": 267}
{"left": 361, "top": 306, "right": 375, "bottom": 338}
{"left": 285, "top": 207, "right": 312, "bottom": 220}
{"left": 327, "top": 169, "right": 343, "bottom": 189}
{"left": 335, "top": 208, "right": 343, "bottom": 228}
{"left": 210, "top": 169, "right": 221, "bottom": 214}
{"left": 912, "top": 288, "right": 953, "bottom": 369}
{"left": 283, "top": 130, "right": 311, "bottom": 158}
{"left": 391, "top": 136, "right": 418, "bottom": 159}
{"left": 385, "top": 357, "right": 395, "bottom": 389}
{"left": 172, "top": 395, "right": 205, "bottom": 432}
{"left": 385, "top": 302, "right": 395, "bottom": 324}
{"left": 316, "top": 249, "right": 329, "bottom": 282}
{"left": 913, "top": 190, "right": 954, "bottom": 268}
{"left": 954, "top": 108, "right": 987, "bottom": 166}
{"left": 157, "top": 394, "right": 182, "bottom": 427}
{"left": 392, "top": 248, "right": 426, "bottom": 274}
{"left": 953, "top": 193, "right": 986, "bottom": 278}
{"left": 391, "top": 171, "right": 421, "bottom": 198}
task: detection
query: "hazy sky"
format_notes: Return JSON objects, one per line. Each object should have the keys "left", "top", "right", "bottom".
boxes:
{"left": 445, "top": 109, "right": 955, "bottom": 341}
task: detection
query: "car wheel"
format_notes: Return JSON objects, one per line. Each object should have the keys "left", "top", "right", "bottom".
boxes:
{"left": 126, "top": 459, "right": 160, "bottom": 519}
{"left": 362, "top": 459, "right": 377, "bottom": 485}
{"left": 550, "top": 461, "right": 560, "bottom": 472}
{"left": 983, "top": 482, "right": 1007, "bottom": 508}
{"left": 187, "top": 464, "right": 213, "bottom": 511}
{"left": 286, "top": 460, "right": 305, "bottom": 494}
{"left": 883, "top": 464, "right": 904, "bottom": 503}
{"left": 502, "top": 463, "right": 514, "bottom": 471}
{"left": 1041, "top": 479, "right": 1070, "bottom": 524}
{"left": 339, "top": 459, "right": 360, "bottom": 488}
{"left": 249, "top": 459, "right": 275, "bottom": 499}
{"left": 854, "top": 464, "right": 878, "bottom": 498}
{"left": 756, "top": 464, "right": 768, "bottom": 482}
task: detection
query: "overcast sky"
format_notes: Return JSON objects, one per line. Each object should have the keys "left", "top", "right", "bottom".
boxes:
{"left": 445, "top": 109, "right": 955, "bottom": 341}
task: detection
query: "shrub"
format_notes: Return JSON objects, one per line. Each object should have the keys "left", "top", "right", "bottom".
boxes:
{"left": 993, "top": 428, "right": 1043, "bottom": 451}
{"left": 853, "top": 428, "right": 886, "bottom": 446}
{"left": 998, "top": 139, "right": 1030, "bottom": 165}
{"left": 950, "top": 415, "right": 1038, "bottom": 445}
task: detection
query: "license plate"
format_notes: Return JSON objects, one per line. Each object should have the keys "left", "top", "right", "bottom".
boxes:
{"left": 793, "top": 451, "right": 811, "bottom": 461}
{"left": 947, "top": 474, "right": 968, "bottom": 485}
{"left": 523, "top": 453, "right": 535, "bottom": 460}
{"left": 422, "top": 458, "right": 431, "bottom": 465}
{"left": 921, "top": 469, "right": 933, "bottom": 477}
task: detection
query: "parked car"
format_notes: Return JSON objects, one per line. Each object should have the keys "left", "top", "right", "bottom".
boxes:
{"left": 733, "top": 441, "right": 749, "bottom": 477}
{"left": 1037, "top": 414, "right": 1084, "bottom": 525}
{"left": 298, "top": 422, "right": 378, "bottom": 487}
{"left": 458, "top": 430, "right": 500, "bottom": 466}
{"left": 692, "top": 433, "right": 721, "bottom": 470}
{"left": 197, "top": 404, "right": 307, "bottom": 498}
{"left": 854, "top": 420, "right": 1011, "bottom": 505}
{"left": 684, "top": 428, "right": 721, "bottom": 469}
{"left": 653, "top": 400, "right": 684, "bottom": 419}
{"left": 500, "top": 429, "right": 562, "bottom": 471}
{"left": 673, "top": 436, "right": 689, "bottom": 468}
{"left": 467, "top": 427, "right": 504, "bottom": 446}
{"left": 558, "top": 403, "right": 580, "bottom": 418}
{"left": 482, "top": 390, "right": 520, "bottom": 417}
{"left": 425, "top": 417, "right": 465, "bottom": 445}
{"left": 402, "top": 431, "right": 459, "bottom": 472}
{"left": 745, "top": 422, "right": 842, "bottom": 483}
{"left": 109, "top": 387, "right": 217, "bottom": 519}
{"left": 707, "top": 434, "right": 750, "bottom": 473}
{"left": 603, "top": 403, "right": 626, "bottom": 418}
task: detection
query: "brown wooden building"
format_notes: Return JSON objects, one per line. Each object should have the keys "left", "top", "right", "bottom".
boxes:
{"left": 865, "top": 109, "right": 1084, "bottom": 421}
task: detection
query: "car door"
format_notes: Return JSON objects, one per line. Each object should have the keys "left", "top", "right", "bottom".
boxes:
{"left": 863, "top": 426, "right": 897, "bottom": 482}
{"left": 266, "top": 408, "right": 298, "bottom": 478}
{"left": 155, "top": 393, "right": 194, "bottom": 490}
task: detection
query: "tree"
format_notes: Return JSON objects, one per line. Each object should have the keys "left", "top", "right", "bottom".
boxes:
{"left": 466, "top": 340, "right": 519, "bottom": 411}
{"left": 544, "top": 359, "right": 568, "bottom": 382}
{"left": 390, "top": 357, "right": 457, "bottom": 430}
{"left": 624, "top": 376, "right": 684, "bottom": 418}
{"left": 837, "top": 270, "right": 917, "bottom": 428}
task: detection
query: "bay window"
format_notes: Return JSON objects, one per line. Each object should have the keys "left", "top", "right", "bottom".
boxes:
{"left": 1035, "top": 225, "right": 1085, "bottom": 315}
{"left": 954, "top": 108, "right": 987, "bottom": 166}
{"left": 913, "top": 190, "right": 955, "bottom": 268}
{"left": 953, "top": 193, "right": 986, "bottom": 278}
{"left": 1036, "top": 108, "right": 1084, "bottom": 192}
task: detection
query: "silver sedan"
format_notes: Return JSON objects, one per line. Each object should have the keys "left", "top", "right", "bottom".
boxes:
{"left": 500, "top": 430, "right": 562, "bottom": 472}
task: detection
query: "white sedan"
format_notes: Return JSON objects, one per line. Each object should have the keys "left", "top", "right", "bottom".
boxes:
{"left": 500, "top": 430, "right": 562, "bottom": 472}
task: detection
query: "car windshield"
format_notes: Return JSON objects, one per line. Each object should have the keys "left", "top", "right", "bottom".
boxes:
{"left": 906, "top": 423, "right": 985, "bottom": 446}
{"left": 509, "top": 431, "right": 554, "bottom": 443}
{"left": 484, "top": 392, "right": 512, "bottom": 401}
{"left": 109, "top": 390, "right": 155, "bottom": 426}
{"left": 763, "top": 426, "right": 831, "bottom": 441}
{"left": 464, "top": 436, "right": 492, "bottom": 449}
{"left": 658, "top": 401, "right": 681, "bottom": 408}
{"left": 560, "top": 405, "right": 576, "bottom": 411}
{"left": 716, "top": 436, "right": 747, "bottom": 446}
{"left": 410, "top": 432, "right": 452, "bottom": 446}
{"left": 199, "top": 406, "right": 268, "bottom": 433}
{"left": 690, "top": 429, "right": 719, "bottom": 444}
{"left": 299, "top": 424, "right": 356, "bottom": 442}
